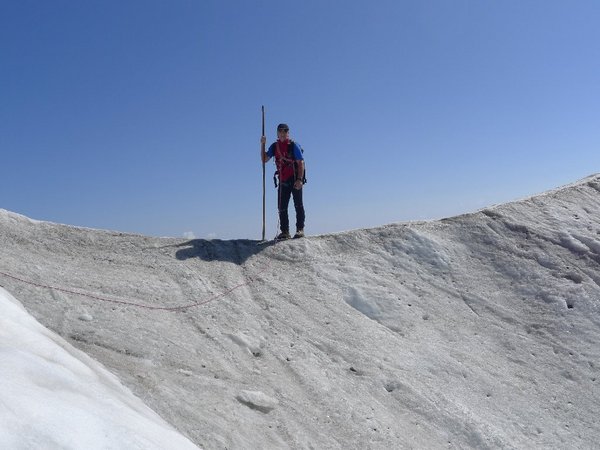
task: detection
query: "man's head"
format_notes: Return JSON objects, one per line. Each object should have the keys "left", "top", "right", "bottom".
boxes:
{"left": 277, "top": 123, "right": 290, "bottom": 141}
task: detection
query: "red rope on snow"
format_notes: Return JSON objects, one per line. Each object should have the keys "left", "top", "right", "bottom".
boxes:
{"left": 0, "top": 264, "right": 270, "bottom": 312}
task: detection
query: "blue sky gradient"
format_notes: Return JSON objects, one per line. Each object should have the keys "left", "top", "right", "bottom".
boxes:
{"left": 2, "top": 1, "right": 599, "bottom": 239}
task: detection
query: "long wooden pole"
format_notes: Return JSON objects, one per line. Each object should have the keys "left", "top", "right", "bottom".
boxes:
{"left": 261, "top": 105, "right": 266, "bottom": 241}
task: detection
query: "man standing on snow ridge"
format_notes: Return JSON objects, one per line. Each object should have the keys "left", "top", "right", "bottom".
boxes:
{"left": 261, "top": 123, "right": 305, "bottom": 240}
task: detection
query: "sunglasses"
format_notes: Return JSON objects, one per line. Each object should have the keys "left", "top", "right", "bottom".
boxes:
{"left": 278, "top": 128, "right": 289, "bottom": 133}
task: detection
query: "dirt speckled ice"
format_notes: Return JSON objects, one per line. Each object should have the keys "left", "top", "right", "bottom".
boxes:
{"left": 1, "top": 174, "right": 600, "bottom": 449}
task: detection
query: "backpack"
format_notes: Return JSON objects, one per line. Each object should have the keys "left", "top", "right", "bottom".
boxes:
{"left": 273, "top": 140, "right": 307, "bottom": 188}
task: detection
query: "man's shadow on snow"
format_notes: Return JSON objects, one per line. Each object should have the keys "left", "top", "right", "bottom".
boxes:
{"left": 175, "top": 239, "right": 274, "bottom": 265}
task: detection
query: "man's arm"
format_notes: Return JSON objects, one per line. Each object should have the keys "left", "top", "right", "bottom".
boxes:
{"left": 261, "top": 137, "right": 271, "bottom": 163}
{"left": 294, "top": 160, "right": 305, "bottom": 189}
{"left": 295, "top": 160, "right": 304, "bottom": 181}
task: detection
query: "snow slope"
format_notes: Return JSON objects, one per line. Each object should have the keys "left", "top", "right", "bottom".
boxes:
{"left": 1, "top": 174, "right": 600, "bottom": 449}
{"left": 0, "top": 287, "right": 198, "bottom": 449}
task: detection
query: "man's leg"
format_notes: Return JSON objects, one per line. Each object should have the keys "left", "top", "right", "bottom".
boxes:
{"left": 292, "top": 187, "right": 305, "bottom": 232}
{"left": 278, "top": 181, "right": 293, "bottom": 233}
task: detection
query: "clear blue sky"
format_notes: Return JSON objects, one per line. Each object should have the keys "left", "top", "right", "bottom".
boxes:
{"left": 2, "top": 1, "right": 599, "bottom": 240}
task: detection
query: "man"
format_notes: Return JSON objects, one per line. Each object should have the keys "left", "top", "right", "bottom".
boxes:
{"left": 261, "top": 123, "right": 305, "bottom": 240}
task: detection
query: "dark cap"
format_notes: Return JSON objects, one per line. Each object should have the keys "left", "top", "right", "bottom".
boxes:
{"left": 277, "top": 123, "right": 290, "bottom": 132}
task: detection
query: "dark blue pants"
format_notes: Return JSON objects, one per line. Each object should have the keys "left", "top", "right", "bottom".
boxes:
{"left": 278, "top": 179, "right": 305, "bottom": 233}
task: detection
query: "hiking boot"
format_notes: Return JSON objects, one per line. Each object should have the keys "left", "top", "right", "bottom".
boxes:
{"left": 276, "top": 231, "right": 291, "bottom": 240}
{"left": 293, "top": 229, "right": 305, "bottom": 239}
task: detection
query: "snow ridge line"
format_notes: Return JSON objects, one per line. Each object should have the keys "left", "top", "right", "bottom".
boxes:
{"left": 0, "top": 264, "right": 270, "bottom": 312}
